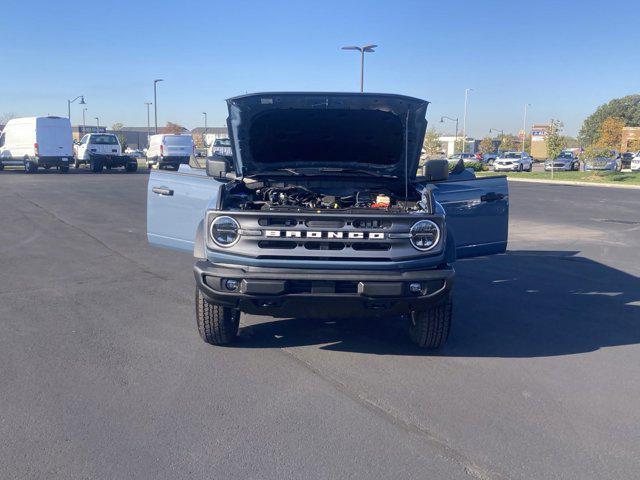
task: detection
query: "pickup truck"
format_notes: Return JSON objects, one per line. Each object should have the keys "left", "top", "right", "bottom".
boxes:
{"left": 147, "top": 92, "right": 509, "bottom": 349}
{"left": 74, "top": 133, "right": 138, "bottom": 172}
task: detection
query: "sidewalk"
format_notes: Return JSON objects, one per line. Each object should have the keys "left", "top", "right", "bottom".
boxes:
{"left": 504, "top": 176, "right": 640, "bottom": 190}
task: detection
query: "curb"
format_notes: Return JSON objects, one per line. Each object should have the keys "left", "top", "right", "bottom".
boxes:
{"left": 503, "top": 177, "right": 640, "bottom": 190}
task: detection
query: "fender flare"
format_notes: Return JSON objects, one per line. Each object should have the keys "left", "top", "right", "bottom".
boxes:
{"left": 193, "top": 220, "right": 207, "bottom": 260}
{"left": 444, "top": 225, "right": 456, "bottom": 265}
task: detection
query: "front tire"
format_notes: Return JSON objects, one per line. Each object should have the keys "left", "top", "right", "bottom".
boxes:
{"left": 59, "top": 165, "right": 69, "bottom": 173}
{"left": 125, "top": 162, "right": 138, "bottom": 173}
{"left": 90, "top": 157, "right": 103, "bottom": 173}
{"left": 408, "top": 300, "right": 452, "bottom": 349}
{"left": 24, "top": 157, "right": 37, "bottom": 173}
{"left": 195, "top": 288, "right": 240, "bottom": 345}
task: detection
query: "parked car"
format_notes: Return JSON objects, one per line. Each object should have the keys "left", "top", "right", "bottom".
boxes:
{"left": 545, "top": 150, "right": 579, "bottom": 171}
{"left": 74, "top": 133, "right": 138, "bottom": 172}
{"left": 207, "top": 138, "right": 233, "bottom": 157}
{"left": 620, "top": 152, "right": 634, "bottom": 170}
{"left": 125, "top": 148, "right": 145, "bottom": 158}
{"left": 0, "top": 116, "right": 72, "bottom": 173}
{"left": 447, "top": 152, "right": 475, "bottom": 162}
{"left": 480, "top": 152, "right": 498, "bottom": 165}
{"left": 493, "top": 151, "right": 533, "bottom": 172}
{"left": 147, "top": 134, "right": 195, "bottom": 169}
{"left": 584, "top": 154, "right": 620, "bottom": 171}
{"left": 147, "top": 91, "right": 509, "bottom": 350}
{"left": 631, "top": 152, "right": 640, "bottom": 172}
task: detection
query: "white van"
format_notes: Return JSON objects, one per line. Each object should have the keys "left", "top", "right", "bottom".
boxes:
{"left": 146, "top": 134, "right": 194, "bottom": 169}
{"left": 0, "top": 116, "right": 73, "bottom": 173}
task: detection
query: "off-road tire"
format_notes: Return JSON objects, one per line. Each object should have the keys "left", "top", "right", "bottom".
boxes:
{"left": 90, "top": 157, "right": 103, "bottom": 173}
{"left": 195, "top": 287, "right": 240, "bottom": 345}
{"left": 125, "top": 162, "right": 138, "bottom": 173}
{"left": 408, "top": 300, "right": 452, "bottom": 349}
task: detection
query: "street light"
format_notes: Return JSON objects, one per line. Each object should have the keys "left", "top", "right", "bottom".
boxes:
{"left": 153, "top": 79, "right": 163, "bottom": 134}
{"left": 440, "top": 116, "right": 459, "bottom": 155}
{"left": 144, "top": 102, "right": 152, "bottom": 146}
{"left": 462, "top": 88, "right": 473, "bottom": 153}
{"left": 82, "top": 107, "right": 88, "bottom": 133}
{"left": 341, "top": 44, "right": 377, "bottom": 93}
{"left": 522, "top": 103, "right": 531, "bottom": 152}
{"left": 94, "top": 117, "right": 100, "bottom": 129}
{"left": 67, "top": 95, "right": 86, "bottom": 124}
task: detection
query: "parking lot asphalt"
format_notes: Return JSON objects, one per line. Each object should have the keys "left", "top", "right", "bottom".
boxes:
{"left": 1, "top": 169, "right": 639, "bottom": 479}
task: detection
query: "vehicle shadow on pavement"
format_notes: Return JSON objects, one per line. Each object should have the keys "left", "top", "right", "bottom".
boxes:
{"left": 235, "top": 250, "right": 640, "bottom": 357}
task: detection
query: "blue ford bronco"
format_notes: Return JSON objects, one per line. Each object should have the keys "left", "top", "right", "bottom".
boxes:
{"left": 147, "top": 92, "right": 508, "bottom": 348}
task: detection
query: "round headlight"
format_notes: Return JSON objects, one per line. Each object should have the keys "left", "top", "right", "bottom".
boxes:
{"left": 210, "top": 216, "right": 240, "bottom": 247}
{"left": 410, "top": 220, "right": 440, "bottom": 251}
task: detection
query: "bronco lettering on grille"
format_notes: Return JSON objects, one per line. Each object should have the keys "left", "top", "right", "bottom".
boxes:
{"left": 265, "top": 230, "right": 385, "bottom": 240}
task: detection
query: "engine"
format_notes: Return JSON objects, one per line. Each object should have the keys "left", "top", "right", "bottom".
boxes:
{"left": 223, "top": 182, "right": 429, "bottom": 213}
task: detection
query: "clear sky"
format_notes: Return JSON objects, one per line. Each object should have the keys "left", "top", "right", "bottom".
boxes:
{"left": 1, "top": 0, "right": 637, "bottom": 137}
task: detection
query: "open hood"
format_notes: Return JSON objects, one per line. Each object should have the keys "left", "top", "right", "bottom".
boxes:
{"left": 225, "top": 92, "right": 428, "bottom": 185}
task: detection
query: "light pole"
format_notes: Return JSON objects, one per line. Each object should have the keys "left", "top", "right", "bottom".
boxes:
{"left": 67, "top": 95, "right": 86, "bottom": 124}
{"left": 202, "top": 112, "right": 208, "bottom": 146}
{"left": 82, "top": 107, "right": 88, "bottom": 133}
{"left": 94, "top": 117, "right": 100, "bottom": 129}
{"left": 461, "top": 88, "right": 473, "bottom": 153}
{"left": 440, "top": 116, "right": 459, "bottom": 155}
{"left": 341, "top": 44, "right": 377, "bottom": 93}
{"left": 153, "top": 79, "right": 163, "bottom": 134}
{"left": 522, "top": 103, "right": 531, "bottom": 153}
{"left": 144, "top": 102, "right": 152, "bottom": 146}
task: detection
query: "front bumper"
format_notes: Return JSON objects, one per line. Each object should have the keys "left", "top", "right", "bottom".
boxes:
{"left": 36, "top": 156, "right": 70, "bottom": 168}
{"left": 544, "top": 163, "right": 572, "bottom": 171}
{"left": 194, "top": 261, "right": 454, "bottom": 318}
{"left": 156, "top": 156, "right": 190, "bottom": 168}
{"left": 494, "top": 164, "right": 519, "bottom": 171}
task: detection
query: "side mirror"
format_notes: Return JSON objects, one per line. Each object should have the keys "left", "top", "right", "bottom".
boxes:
{"left": 206, "top": 156, "right": 229, "bottom": 178}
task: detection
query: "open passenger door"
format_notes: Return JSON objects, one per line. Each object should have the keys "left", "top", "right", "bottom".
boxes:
{"left": 147, "top": 168, "right": 222, "bottom": 253}
{"left": 432, "top": 175, "right": 509, "bottom": 259}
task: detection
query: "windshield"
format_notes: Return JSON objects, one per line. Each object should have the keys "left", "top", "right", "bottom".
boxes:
{"left": 163, "top": 135, "right": 193, "bottom": 146}
{"left": 503, "top": 152, "right": 521, "bottom": 159}
{"left": 90, "top": 135, "right": 118, "bottom": 145}
{"left": 214, "top": 139, "right": 231, "bottom": 147}
{"left": 558, "top": 152, "right": 573, "bottom": 159}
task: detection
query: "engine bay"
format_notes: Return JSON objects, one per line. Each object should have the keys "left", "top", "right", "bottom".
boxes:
{"left": 222, "top": 179, "right": 432, "bottom": 214}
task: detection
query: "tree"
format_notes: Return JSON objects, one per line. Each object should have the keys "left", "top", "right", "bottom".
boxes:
{"left": 422, "top": 128, "right": 442, "bottom": 161}
{"left": 192, "top": 134, "right": 205, "bottom": 149}
{"left": 478, "top": 137, "right": 495, "bottom": 154}
{"left": 595, "top": 116, "right": 625, "bottom": 149}
{"left": 546, "top": 119, "right": 565, "bottom": 160}
{"left": 0, "top": 112, "right": 17, "bottom": 125}
{"left": 111, "top": 122, "right": 124, "bottom": 131}
{"left": 454, "top": 137, "right": 465, "bottom": 153}
{"left": 578, "top": 95, "right": 640, "bottom": 146}
{"left": 499, "top": 135, "right": 517, "bottom": 151}
{"left": 163, "top": 122, "right": 186, "bottom": 134}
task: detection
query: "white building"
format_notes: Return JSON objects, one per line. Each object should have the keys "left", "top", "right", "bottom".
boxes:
{"left": 438, "top": 135, "right": 476, "bottom": 156}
